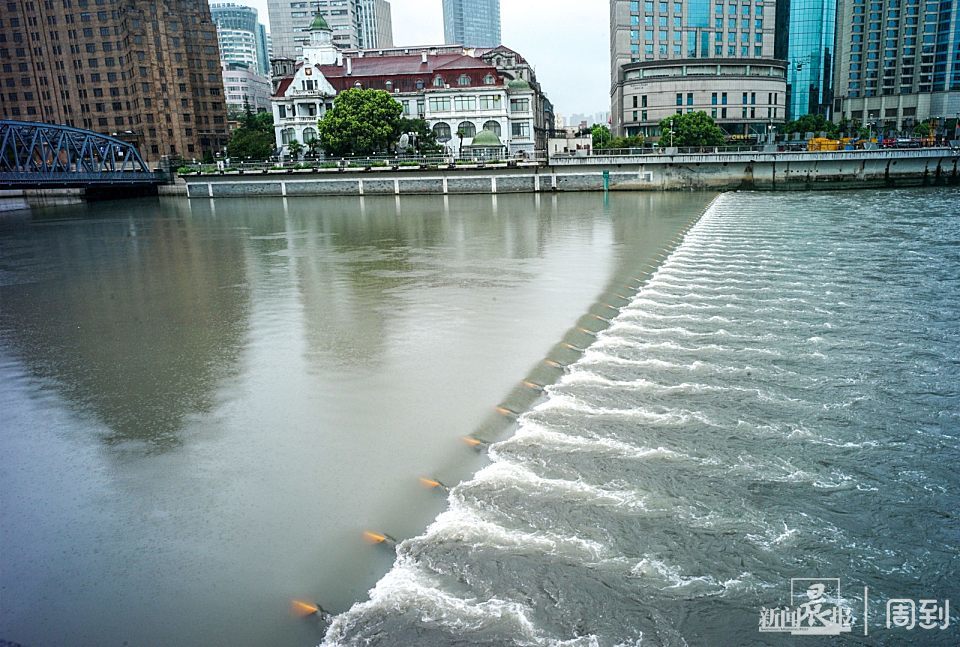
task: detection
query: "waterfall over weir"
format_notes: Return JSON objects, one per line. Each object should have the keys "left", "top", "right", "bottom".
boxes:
{"left": 324, "top": 189, "right": 960, "bottom": 646}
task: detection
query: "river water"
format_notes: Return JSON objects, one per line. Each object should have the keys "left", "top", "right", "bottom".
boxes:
{"left": 323, "top": 188, "right": 960, "bottom": 646}
{"left": 0, "top": 192, "right": 710, "bottom": 647}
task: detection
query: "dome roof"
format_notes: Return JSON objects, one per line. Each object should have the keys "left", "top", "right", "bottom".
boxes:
{"left": 507, "top": 78, "right": 530, "bottom": 90}
{"left": 309, "top": 12, "right": 331, "bottom": 31}
{"left": 470, "top": 129, "right": 503, "bottom": 147}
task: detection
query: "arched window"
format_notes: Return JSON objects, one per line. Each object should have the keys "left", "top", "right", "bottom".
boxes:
{"left": 458, "top": 74, "right": 471, "bottom": 86}
{"left": 302, "top": 127, "right": 317, "bottom": 143}
{"left": 483, "top": 74, "right": 496, "bottom": 85}
{"left": 482, "top": 120, "right": 501, "bottom": 137}
{"left": 282, "top": 128, "right": 296, "bottom": 144}
{"left": 385, "top": 80, "right": 393, "bottom": 91}
{"left": 354, "top": 81, "right": 362, "bottom": 88}
{"left": 432, "top": 122, "right": 452, "bottom": 142}
{"left": 457, "top": 121, "right": 476, "bottom": 137}
{"left": 433, "top": 75, "right": 445, "bottom": 87}
{"left": 415, "top": 79, "right": 425, "bottom": 90}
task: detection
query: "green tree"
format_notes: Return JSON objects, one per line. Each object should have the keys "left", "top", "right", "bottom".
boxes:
{"left": 913, "top": 121, "right": 932, "bottom": 138}
{"left": 659, "top": 112, "right": 726, "bottom": 147}
{"left": 317, "top": 88, "right": 403, "bottom": 156}
{"left": 591, "top": 124, "right": 612, "bottom": 149}
{"left": 784, "top": 113, "right": 838, "bottom": 137}
{"left": 226, "top": 110, "right": 275, "bottom": 160}
{"left": 227, "top": 125, "right": 275, "bottom": 160}
{"left": 396, "top": 117, "right": 440, "bottom": 153}
{"left": 305, "top": 136, "right": 322, "bottom": 157}
{"left": 287, "top": 139, "right": 304, "bottom": 159}
{"left": 608, "top": 134, "right": 645, "bottom": 149}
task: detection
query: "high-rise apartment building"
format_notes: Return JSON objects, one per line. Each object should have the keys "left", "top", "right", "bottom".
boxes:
{"left": 782, "top": 0, "right": 836, "bottom": 119}
{"left": 268, "top": 0, "right": 393, "bottom": 59}
{"left": 211, "top": 3, "right": 272, "bottom": 76}
{"left": 610, "top": 0, "right": 786, "bottom": 137}
{"left": 442, "top": 0, "right": 501, "bottom": 47}
{"left": 0, "top": 0, "right": 228, "bottom": 162}
{"left": 833, "top": 0, "right": 960, "bottom": 132}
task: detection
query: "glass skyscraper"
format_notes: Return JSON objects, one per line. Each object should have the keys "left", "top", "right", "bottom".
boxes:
{"left": 442, "top": 0, "right": 502, "bottom": 48}
{"left": 785, "top": 0, "right": 836, "bottom": 119}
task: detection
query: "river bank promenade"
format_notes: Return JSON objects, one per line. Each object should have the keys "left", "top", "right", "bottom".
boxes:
{"left": 177, "top": 148, "right": 959, "bottom": 198}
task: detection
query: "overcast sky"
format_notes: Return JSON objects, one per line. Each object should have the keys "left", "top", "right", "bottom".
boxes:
{"left": 239, "top": 0, "right": 610, "bottom": 118}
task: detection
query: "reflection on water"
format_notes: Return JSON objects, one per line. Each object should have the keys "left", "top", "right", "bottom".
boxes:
{"left": 0, "top": 192, "right": 711, "bottom": 646}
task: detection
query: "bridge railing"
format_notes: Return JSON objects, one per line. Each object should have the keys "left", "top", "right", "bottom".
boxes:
{"left": 0, "top": 170, "right": 165, "bottom": 185}
{"left": 176, "top": 153, "right": 549, "bottom": 175}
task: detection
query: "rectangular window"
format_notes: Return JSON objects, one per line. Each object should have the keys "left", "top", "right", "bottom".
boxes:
{"left": 428, "top": 97, "right": 451, "bottom": 112}
{"left": 721, "top": 92, "right": 727, "bottom": 105}
{"left": 641, "top": 95, "right": 647, "bottom": 107}
{"left": 509, "top": 98, "right": 530, "bottom": 112}
{"left": 511, "top": 121, "right": 530, "bottom": 138}
{"left": 686, "top": 92, "right": 693, "bottom": 105}
{"left": 453, "top": 96, "right": 475, "bottom": 111}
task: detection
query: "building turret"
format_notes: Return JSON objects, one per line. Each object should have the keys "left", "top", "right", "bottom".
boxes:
{"left": 303, "top": 11, "right": 340, "bottom": 66}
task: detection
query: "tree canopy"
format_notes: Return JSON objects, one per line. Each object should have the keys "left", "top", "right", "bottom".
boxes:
{"left": 226, "top": 110, "right": 275, "bottom": 160}
{"left": 783, "top": 113, "right": 838, "bottom": 137}
{"left": 658, "top": 112, "right": 726, "bottom": 147}
{"left": 317, "top": 88, "right": 403, "bottom": 156}
{"left": 591, "top": 124, "right": 612, "bottom": 150}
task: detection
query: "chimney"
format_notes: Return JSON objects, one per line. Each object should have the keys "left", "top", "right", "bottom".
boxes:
{"left": 346, "top": 57, "right": 352, "bottom": 75}
{"left": 421, "top": 51, "right": 428, "bottom": 65}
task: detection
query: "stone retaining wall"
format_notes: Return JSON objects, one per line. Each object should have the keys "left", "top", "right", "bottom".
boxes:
{"left": 181, "top": 149, "right": 960, "bottom": 198}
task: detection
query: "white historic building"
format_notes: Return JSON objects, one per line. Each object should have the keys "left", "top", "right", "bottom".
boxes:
{"left": 271, "top": 14, "right": 339, "bottom": 152}
{"left": 271, "top": 13, "right": 545, "bottom": 158}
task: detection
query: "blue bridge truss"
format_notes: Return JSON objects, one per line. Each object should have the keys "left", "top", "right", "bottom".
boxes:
{"left": 0, "top": 120, "right": 164, "bottom": 189}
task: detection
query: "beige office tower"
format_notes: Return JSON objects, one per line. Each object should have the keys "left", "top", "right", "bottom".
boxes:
{"left": 609, "top": 0, "right": 786, "bottom": 138}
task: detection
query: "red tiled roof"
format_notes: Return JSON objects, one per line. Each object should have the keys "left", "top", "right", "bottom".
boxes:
{"left": 319, "top": 53, "right": 496, "bottom": 78}
{"left": 273, "top": 77, "right": 294, "bottom": 98}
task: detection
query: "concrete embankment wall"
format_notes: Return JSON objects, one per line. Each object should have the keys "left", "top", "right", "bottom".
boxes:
{"left": 181, "top": 149, "right": 959, "bottom": 198}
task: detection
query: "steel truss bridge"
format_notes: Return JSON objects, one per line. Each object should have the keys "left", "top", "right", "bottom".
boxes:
{"left": 0, "top": 120, "right": 164, "bottom": 190}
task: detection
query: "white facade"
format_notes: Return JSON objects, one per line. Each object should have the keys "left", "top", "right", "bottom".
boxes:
{"left": 217, "top": 27, "right": 259, "bottom": 70}
{"left": 273, "top": 19, "right": 538, "bottom": 158}
{"left": 395, "top": 85, "right": 535, "bottom": 157}
{"left": 272, "top": 20, "right": 339, "bottom": 154}
{"left": 223, "top": 64, "right": 273, "bottom": 115}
